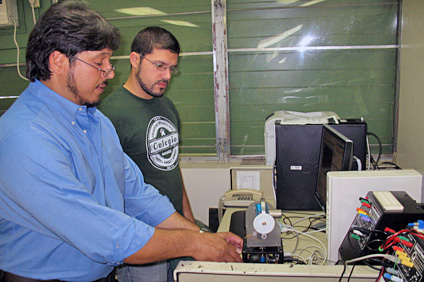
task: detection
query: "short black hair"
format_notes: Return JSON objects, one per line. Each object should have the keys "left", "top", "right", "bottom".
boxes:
{"left": 26, "top": 0, "right": 121, "bottom": 82}
{"left": 131, "top": 26, "right": 180, "bottom": 56}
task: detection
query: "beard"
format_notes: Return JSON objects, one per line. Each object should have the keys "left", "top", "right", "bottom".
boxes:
{"left": 135, "top": 66, "right": 168, "bottom": 98}
{"left": 66, "top": 70, "right": 105, "bottom": 108}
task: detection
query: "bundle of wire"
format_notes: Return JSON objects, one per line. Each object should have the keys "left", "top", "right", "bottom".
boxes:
{"left": 339, "top": 226, "right": 424, "bottom": 282}
{"left": 279, "top": 212, "right": 327, "bottom": 265}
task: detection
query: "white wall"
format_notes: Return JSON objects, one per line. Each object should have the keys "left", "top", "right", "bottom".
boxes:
{"left": 397, "top": 1, "right": 424, "bottom": 171}
{"left": 181, "top": 164, "right": 232, "bottom": 225}
{"left": 181, "top": 162, "right": 274, "bottom": 226}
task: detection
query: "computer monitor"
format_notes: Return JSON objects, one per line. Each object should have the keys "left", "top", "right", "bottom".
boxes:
{"left": 315, "top": 124, "right": 353, "bottom": 211}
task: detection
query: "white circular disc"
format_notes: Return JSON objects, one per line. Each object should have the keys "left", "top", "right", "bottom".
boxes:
{"left": 253, "top": 213, "right": 275, "bottom": 235}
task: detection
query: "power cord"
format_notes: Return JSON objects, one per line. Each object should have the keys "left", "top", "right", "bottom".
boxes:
{"left": 28, "top": 0, "right": 39, "bottom": 25}
{"left": 282, "top": 225, "right": 327, "bottom": 265}
{"left": 338, "top": 254, "right": 394, "bottom": 282}
{"left": 9, "top": 0, "right": 39, "bottom": 81}
{"left": 9, "top": 16, "right": 28, "bottom": 81}
{"left": 366, "top": 132, "right": 382, "bottom": 170}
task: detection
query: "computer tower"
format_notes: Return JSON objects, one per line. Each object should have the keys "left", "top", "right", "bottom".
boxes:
{"left": 274, "top": 119, "right": 367, "bottom": 210}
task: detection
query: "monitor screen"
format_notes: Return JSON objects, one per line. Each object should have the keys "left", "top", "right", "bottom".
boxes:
{"left": 315, "top": 124, "right": 353, "bottom": 211}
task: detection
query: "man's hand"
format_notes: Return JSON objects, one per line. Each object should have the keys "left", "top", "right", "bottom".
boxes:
{"left": 124, "top": 212, "right": 244, "bottom": 264}
{"left": 217, "top": 231, "right": 244, "bottom": 250}
{"left": 191, "top": 232, "right": 243, "bottom": 263}
{"left": 124, "top": 229, "right": 244, "bottom": 264}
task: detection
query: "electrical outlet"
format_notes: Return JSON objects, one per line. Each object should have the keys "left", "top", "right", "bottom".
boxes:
{"left": 0, "top": 0, "right": 19, "bottom": 27}
{"left": 29, "top": 0, "right": 40, "bottom": 8}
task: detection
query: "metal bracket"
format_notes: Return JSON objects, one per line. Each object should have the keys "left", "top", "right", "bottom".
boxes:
{"left": 214, "top": 0, "right": 224, "bottom": 8}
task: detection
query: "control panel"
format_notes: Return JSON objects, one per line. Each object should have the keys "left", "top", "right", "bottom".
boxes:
{"left": 339, "top": 191, "right": 424, "bottom": 262}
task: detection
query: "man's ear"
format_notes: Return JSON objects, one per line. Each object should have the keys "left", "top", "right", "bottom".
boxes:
{"left": 129, "top": 52, "right": 141, "bottom": 69}
{"left": 49, "top": 51, "right": 68, "bottom": 76}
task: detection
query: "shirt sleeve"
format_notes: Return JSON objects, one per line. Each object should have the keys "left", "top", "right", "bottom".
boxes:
{"left": 122, "top": 153, "right": 176, "bottom": 225}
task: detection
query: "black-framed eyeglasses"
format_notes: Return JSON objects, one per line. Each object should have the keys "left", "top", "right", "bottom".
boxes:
{"left": 74, "top": 57, "right": 116, "bottom": 78}
{"left": 139, "top": 54, "right": 179, "bottom": 75}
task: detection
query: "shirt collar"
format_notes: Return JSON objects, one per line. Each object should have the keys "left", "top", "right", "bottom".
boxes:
{"left": 29, "top": 79, "right": 97, "bottom": 121}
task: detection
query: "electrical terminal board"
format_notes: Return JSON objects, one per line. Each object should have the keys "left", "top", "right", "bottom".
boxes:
{"left": 391, "top": 229, "right": 424, "bottom": 282}
{"left": 339, "top": 191, "right": 424, "bottom": 262}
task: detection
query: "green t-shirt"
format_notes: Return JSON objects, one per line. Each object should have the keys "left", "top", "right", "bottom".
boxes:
{"left": 99, "top": 86, "right": 183, "bottom": 215}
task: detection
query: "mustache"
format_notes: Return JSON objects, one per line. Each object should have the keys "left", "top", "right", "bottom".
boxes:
{"left": 99, "top": 80, "right": 109, "bottom": 88}
{"left": 155, "top": 79, "right": 168, "bottom": 86}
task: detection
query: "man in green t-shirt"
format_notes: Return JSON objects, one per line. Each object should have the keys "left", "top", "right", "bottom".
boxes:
{"left": 99, "top": 26, "right": 195, "bottom": 282}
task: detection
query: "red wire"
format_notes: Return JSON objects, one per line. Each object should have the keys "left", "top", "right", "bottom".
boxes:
{"left": 375, "top": 267, "right": 384, "bottom": 282}
{"left": 380, "top": 228, "right": 424, "bottom": 251}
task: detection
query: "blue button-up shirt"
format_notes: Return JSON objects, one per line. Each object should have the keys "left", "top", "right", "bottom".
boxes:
{"left": 0, "top": 80, "right": 175, "bottom": 281}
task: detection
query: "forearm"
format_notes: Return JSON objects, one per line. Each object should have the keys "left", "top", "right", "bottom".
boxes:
{"left": 123, "top": 228, "right": 196, "bottom": 264}
{"left": 124, "top": 213, "right": 198, "bottom": 264}
{"left": 123, "top": 228, "right": 243, "bottom": 264}
{"left": 156, "top": 212, "right": 199, "bottom": 231}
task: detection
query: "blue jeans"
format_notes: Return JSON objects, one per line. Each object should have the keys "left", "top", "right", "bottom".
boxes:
{"left": 116, "top": 260, "right": 171, "bottom": 282}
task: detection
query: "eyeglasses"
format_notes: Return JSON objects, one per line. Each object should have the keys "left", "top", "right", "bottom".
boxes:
{"left": 74, "top": 57, "right": 116, "bottom": 78}
{"left": 139, "top": 54, "right": 179, "bottom": 75}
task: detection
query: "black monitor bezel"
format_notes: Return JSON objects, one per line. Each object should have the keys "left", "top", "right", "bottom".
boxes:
{"left": 315, "top": 124, "right": 354, "bottom": 211}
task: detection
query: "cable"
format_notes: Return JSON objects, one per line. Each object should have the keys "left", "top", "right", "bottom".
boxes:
{"left": 28, "top": 0, "right": 38, "bottom": 24}
{"left": 374, "top": 267, "right": 384, "bottom": 282}
{"left": 346, "top": 253, "right": 397, "bottom": 265}
{"left": 302, "top": 228, "right": 326, "bottom": 234}
{"left": 281, "top": 222, "right": 302, "bottom": 255}
{"left": 338, "top": 262, "right": 347, "bottom": 282}
{"left": 366, "top": 134, "right": 371, "bottom": 170}
{"left": 347, "top": 264, "right": 356, "bottom": 282}
{"left": 380, "top": 228, "right": 424, "bottom": 252}
{"left": 30, "top": 4, "right": 36, "bottom": 24}
{"left": 353, "top": 156, "right": 362, "bottom": 171}
{"left": 293, "top": 213, "right": 325, "bottom": 234}
{"left": 217, "top": 195, "right": 225, "bottom": 223}
{"left": 272, "top": 164, "right": 277, "bottom": 205}
{"left": 366, "top": 132, "right": 382, "bottom": 170}
{"left": 9, "top": 0, "right": 37, "bottom": 83}
{"left": 346, "top": 226, "right": 388, "bottom": 256}
{"left": 292, "top": 213, "right": 325, "bottom": 227}
{"left": 287, "top": 227, "right": 328, "bottom": 265}
{"left": 339, "top": 254, "right": 389, "bottom": 282}
{"left": 380, "top": 161, "right": 401, "bottom": 169}
{"left": 9, "top": 16, "right": 29, "bottom": 81}
{"left": 282, "top": 255, "right": 307, "bottom": 264}
{"left": 297, "top": 245, "right": 326, "bottom": 265}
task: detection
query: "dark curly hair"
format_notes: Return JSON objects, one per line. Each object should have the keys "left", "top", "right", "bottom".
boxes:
{"left": 26, "top": 0, "right": 121, "bottom": 82}
{"left": 131, "top": 26, "right": 180, "bottom": 57}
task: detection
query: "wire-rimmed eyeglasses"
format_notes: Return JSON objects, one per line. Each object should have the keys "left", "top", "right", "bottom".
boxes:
{"left": 139, "top": 54, "right": 179, "bottom": 75}
{"left": 74, "top": 57, "right": 116, "bottom": 78}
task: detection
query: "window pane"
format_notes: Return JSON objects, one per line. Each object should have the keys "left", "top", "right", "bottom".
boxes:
{"left": 227, "top": 1, "right": 399, "bottom": 156}
{"left": 96, "top": 0, "right": 215, "bottom": 155}
{"left": 0, "top": 0, "right": 216, "bottom": 155}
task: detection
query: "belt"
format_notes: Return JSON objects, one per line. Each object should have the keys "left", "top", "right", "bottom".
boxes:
{"left": 0, "top": 269, "right": 116, "bottom": 282}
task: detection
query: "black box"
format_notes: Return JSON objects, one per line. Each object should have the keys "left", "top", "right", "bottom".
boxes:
{"left": 274, "top": 119, "right": 367, "bottom": 210}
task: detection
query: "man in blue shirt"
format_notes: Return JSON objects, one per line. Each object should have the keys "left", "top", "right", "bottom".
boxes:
{"left": 0, "top": 1, "right": 243, "bottom": 282}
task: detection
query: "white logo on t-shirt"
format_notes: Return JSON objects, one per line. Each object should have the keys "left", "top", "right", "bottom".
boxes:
{"left": 146, "top": 116, "right": 179, "bottom": 171}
